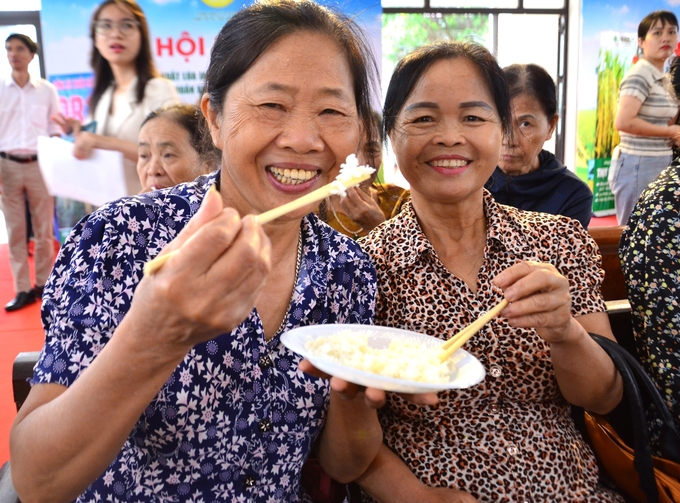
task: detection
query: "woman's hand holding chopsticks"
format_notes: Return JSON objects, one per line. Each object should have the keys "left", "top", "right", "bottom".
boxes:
{"left": 441, "top": 260, "right": 580, "bottom": 362}
{"left": 492, "top": 261, "right": 576, "bottom": 344}
{"left": 493, "top": 263, "right": 623, "bottom": 414}
{"left": 128, "top": 186, "right": 272, "bottom": 355}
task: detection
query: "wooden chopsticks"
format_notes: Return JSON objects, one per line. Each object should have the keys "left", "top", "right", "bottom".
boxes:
{"left": 143, "top": 168, "right": 374, "bottom": 277}
{"left": 254, "top": 173, "right": 370, "bottom": 225}
{"left": 438, "top": 299, "right": 508, "bottom": 362}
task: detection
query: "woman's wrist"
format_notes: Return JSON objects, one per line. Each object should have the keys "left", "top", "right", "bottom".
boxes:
{"left": 114, "top": 312, "right": 192, "bottom": 371}
{"left": 547, "top": 317, "right": 586, "bottom": 347}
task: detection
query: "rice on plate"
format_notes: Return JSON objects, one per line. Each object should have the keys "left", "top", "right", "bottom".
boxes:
{"left": 304, "top": 330, "right": 454, "bottom": 384}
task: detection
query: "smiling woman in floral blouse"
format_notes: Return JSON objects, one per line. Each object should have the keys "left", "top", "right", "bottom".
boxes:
{"left": 9, "top": 2, "right": 387, "bottom": 502}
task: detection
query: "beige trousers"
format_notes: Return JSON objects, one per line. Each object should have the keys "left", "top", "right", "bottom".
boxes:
{"left": 0, "top": 158, "right": 55, "bottom": 293}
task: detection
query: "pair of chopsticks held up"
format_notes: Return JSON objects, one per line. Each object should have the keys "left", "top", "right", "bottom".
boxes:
{"left": 143, "top": 154, "right": 375, "bottom": 277}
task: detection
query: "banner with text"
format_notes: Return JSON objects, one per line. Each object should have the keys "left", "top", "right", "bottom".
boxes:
{"left": 41, "top": 0, "right": 382, "bottom": 118}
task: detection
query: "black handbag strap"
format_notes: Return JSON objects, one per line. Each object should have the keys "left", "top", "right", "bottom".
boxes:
{"left": 611, "top": 339, "right": 680, "bottom": 462}
{"left": 591, "top": 334, "right": 680, "bottom": 461}
{"left": 590, "top": 333, "right": 659, "bottom": 503}
{"left": 590, "top": 334, "right": 680, "bottom": 502}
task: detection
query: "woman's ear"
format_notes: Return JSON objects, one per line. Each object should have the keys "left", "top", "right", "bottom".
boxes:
{"left": 201, "top": 94, "right": 223, "bottom": 150}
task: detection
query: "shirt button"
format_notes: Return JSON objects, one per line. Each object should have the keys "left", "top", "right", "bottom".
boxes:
{"left": 490, "top": 365, "right": 502, "bottom": 378}
{"left": 244, "top": 475, "right": 257, "bottom": 488}
{"left": 490, "top": 404, "right": 499, "bottom": 413}
{"left": 506, "top": 443, "right": 518, "bottom": 456}
{"left": 259, "top": 355, "right": 273, "bottom": 370}
{"left": 259, "top": 418, "right": 272, "bottom": 433}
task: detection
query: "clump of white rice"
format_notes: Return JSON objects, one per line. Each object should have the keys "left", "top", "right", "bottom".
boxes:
{"left": 305, "top": 330, "right": 453, "bottom": 383}
{"left": 329, "top": 154, "right": 375, "bottom": 197}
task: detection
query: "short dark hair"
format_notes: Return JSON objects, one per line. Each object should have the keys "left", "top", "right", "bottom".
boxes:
{"left": 503, "top": 63, "right": 557, "bottom": 119}
{"left": 141, "top": 104, "right": 220, "bottom": 173}
{"left": 638, "top": 10, "right": 678, "bottom": 40}
{"left": 203, "top": 0, "right": 379, "bottom": 151}
{"left": 383, "top": 40, "right": 511, "bottom": 141}
{"left": 89, "top": 0, "right": 158, "bottom": 112}
{"left": 5, "top": 34, "right": 37, "bottom": 54}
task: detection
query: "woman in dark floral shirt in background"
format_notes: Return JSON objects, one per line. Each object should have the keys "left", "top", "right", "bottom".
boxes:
{"left": 620, "top": 159, "right": 680, "bottom": 455}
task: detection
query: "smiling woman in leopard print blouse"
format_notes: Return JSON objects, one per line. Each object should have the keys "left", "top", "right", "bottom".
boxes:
{"left": 355, "top": 41, "right": 624, "bottom": 503}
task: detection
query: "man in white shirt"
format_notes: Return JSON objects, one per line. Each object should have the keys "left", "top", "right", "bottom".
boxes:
{"left": 0, "top": 34, "right": 61, "bottom": 312}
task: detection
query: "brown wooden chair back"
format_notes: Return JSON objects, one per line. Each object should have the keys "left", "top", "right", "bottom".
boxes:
{"left": 12, "top": 352, "right": 40, "bottom": 413}
{"left": 588, "top": 225, "right": 628, "bottom": 301}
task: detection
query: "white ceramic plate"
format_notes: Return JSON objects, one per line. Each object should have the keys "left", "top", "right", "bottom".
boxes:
{"left": 281, "top": 324, "right": 486, "bottom": 394}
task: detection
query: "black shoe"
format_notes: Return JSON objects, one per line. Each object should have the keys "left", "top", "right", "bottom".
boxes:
{"left": 32, "top": 285, "right": 44, "bottom": 299}
{"left": 4, "top": 291, "right": 36, "bottom": 312}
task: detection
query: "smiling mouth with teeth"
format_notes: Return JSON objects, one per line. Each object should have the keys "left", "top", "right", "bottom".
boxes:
{"left": 430, "top": 159, "right": 468, "bottom": 168}
{"left": 268, "top": 167, "right": 318, "bottom": 185}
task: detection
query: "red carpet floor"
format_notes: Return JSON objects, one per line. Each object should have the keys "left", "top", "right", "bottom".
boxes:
{"left": 0, "top": 244, "right": 52, "bottom": 464}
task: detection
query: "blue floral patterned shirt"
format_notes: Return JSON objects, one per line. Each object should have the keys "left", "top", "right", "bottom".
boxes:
{"left": 33, "top": 171, "right": 377, "bottom": 502}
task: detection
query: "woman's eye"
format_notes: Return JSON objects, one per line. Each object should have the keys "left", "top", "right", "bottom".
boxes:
{"left": 412, "top": 115, "right": 433, "bottom": 123}
{"left": 261, "top": 103, "right": 283, "bottom": 110}
{"left": 464, "top": 115, "right": 484, "bottom": 123}
{"left": 321, "top": 108, "right": 342, "bottom": 116}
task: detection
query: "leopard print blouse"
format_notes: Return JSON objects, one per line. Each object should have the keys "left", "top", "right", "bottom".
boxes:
{"left": 358, "top": 192, "right": 623, "bottom": 503}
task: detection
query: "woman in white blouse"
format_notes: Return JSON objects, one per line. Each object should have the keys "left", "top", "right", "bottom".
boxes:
{"left": 54, "top": 0, "right": 179, "bottom": 195}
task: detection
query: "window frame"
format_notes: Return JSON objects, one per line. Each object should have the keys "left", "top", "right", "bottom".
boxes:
{"left": 381, "top": 0, "right": 570, "bottom": 161}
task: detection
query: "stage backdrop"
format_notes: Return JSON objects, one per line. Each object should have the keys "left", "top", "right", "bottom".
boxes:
{"left": 40, "top": 0, "right": 381, "bottom": 232}
{"left": 41, "top": 0, "right": 382, "bottom": 119}
{"left": 578, "top": 1, "right": 679, "bottom": 216}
